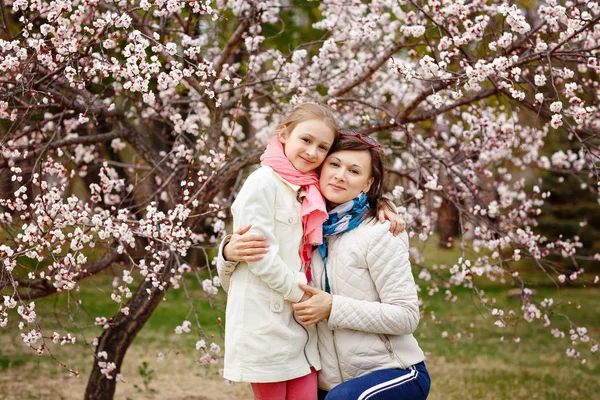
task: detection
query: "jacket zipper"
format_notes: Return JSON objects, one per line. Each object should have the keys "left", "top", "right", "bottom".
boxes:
{"left": 294, "top": 313, "right": 312, "bottom": 367}
{"left": 323, "top": 243, "right": 344, "bottom": 383}
{"left": 296, "top": 257, "right": 312, "bottom": 368}
{"left": 331, "top": 330, "right": 345, "bottom": 383}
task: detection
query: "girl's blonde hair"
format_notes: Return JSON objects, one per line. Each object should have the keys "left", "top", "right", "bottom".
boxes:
{"left": 279, "top": 103, "right": 339, "bottom": 139}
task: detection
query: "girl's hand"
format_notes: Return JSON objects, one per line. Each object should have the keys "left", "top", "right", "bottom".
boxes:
{"left": 223, "top": 224, "right": 270, "bottom": 262}
{"left": 293, "top": 284, "right": 333, "bottom": 326}
{"left": 376, "top": 197, "right": 406, "bottom": 236}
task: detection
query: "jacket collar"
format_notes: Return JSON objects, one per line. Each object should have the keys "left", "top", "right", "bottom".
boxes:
{"left": 266, "top": 166, "right": 301, "bottom": 192}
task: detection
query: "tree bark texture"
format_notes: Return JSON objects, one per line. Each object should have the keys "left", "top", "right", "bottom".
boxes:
{"left": 437, "top": 197, "right": 460, "bottom": 247}
{"left": 84, "top": 264, "right": 173, "bottom": 399}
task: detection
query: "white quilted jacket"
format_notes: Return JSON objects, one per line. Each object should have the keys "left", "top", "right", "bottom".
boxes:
{"left": 312, "top": 220, "right": 425, "bottom": 391}
{"left": 217, "top": 166, "right": 320, "bottom": 383}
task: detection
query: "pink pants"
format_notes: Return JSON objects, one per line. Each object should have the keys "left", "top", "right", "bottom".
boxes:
{"left": 251, "top": 368, "right": 317, "bottom": 400}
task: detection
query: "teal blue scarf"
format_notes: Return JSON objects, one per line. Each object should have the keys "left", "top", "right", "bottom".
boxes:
{"left": 317, "top": 193, "right": 370, "bottom": 293}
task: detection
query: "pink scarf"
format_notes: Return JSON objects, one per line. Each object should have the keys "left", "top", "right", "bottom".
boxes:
{"left": 260, "top": 136, "right": 327, "bottom": 282}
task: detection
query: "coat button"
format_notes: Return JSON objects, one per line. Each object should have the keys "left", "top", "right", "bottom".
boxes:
{"left": 288, "top": 217, "right": 293, "bottom": 223}
{"left": 274, "top": 303, "right": 280, "bottom": 310}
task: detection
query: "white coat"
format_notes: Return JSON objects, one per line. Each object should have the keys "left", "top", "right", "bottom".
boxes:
{"left": 217, "top": 166, "right": 321, "bottom": 383}
{"left": 311, "top": 220, "right": 425, "bottom": 390}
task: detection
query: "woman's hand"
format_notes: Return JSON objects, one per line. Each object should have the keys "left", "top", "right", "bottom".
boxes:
{"left": 223, "top": 224, "right": 270, "bottom": 262}
{"left": 292, "top": 284, "right": 333, "bottom": 326}
{"left": 376, "top": 197, "right": 406, "bottom": 236}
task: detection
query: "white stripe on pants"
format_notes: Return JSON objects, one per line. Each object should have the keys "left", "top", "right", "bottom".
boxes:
{"left": 356, "top": 367, "right": 419, "bottom": 400}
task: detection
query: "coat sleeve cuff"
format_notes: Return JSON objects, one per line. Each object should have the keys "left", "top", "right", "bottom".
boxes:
{"left": 327, "top": 295, "right": 347, "bottom": 330}
{"left": 285, "top": 271, "right": 308, "bottom": 302}
{"left": 217, "top": 235, "right": 238, "bottom": 275}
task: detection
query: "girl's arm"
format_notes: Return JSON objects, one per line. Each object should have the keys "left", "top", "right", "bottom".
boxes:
{"left": 231, "top": 172, "right": 307, "bottom": 302}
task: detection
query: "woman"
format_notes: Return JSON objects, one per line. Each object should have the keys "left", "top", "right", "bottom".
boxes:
{"left": 219, "top": 131, "right": 430, "bottom": 400}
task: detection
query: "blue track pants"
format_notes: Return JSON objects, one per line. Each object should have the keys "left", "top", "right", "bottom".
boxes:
{"left": 318, "top": 362, "right": 430, "bottom": 400}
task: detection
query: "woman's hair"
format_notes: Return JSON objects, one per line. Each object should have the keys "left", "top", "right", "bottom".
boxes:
{"left": 279, "top": 103, "right": 339, "bottom": 139}
{"left": 327, "top": 133, "right": 385, "bottom": 218}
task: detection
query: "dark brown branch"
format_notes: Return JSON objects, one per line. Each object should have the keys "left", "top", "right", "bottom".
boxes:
{"left": 34, "top": 66, "right": 67, "bottom": 87}
{"left": 214, "top": 14, "right": 255, "bottom": 77}
{"left": 549, "top": 14, "right": 600, "bottom": 56}
{"left": 329, "top": 40, "right": 407, "bottom": 98}
{"left": 188, "top": 150, "right": 262, "bottom": 229}
{"left": 513, "top": 14, "right": 600, "bottom": 69}
{"left": 41, "top": 86, "right": 121, "bottom": 119}
{"left": 498, "top": 87, "right": 551, "bottom": 119}
{"left": 397, "top": 81, "right": 449, "bottom": 121}
{"left": 0, "top": 0, "right": 12, "bottom": 40}
{"left": 408, "top": 0, "right": 473, "bottom": 64}
{"left": 336, "top": 96, "right": 396, "bottom": 117}
{"left": 577, "top": 128, "right": 600, "bottom": 143}
{"left": 98, "top": 3, "right": 215, "bottom": 111}
{"left": 125, "top": 163, "right": 187, "bottom": 210}
{"left": 357, "top": 88, "right": 500, "bottom": 135}
{"left": 0, "top": 129, "right": 131, "bottom": 169}
{"left": 407, "top": 88, "right": 500, "bottom": 123}
{"left": 505, "top": 22, "right": 546, "bottom": 56}
{"left": 3, "top": 250, "right": 120, "bottom": 300}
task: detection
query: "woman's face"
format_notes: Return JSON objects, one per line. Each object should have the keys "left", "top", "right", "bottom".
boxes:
{"left": 319, "top": 150, "right": 374, "bottom": 208}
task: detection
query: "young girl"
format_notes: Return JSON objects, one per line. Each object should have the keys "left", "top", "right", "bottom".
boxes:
{"left": 220, "top": 103, "right": 338, "bottom": 399}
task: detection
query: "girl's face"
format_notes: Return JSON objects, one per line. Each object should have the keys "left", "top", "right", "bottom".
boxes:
{"left": 319, "top": 150, "right": 374, "bottom": 208}
{"left": 279, "top": 119, "right": 336, "bottom": 173}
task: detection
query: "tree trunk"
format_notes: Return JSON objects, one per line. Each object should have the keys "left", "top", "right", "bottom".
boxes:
{"left": 84, "top": 264, "right": 173, "bottom": 399}
{"left": 437, "top": 197, "right": 460, "bottom": 248}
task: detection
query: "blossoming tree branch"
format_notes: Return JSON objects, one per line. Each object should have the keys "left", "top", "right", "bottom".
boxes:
{"left": 0, "top": 0, "right": 598, "bottom": 398}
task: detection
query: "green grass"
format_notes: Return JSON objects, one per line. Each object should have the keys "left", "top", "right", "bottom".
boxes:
{"left": 0, "top": 267, "right": 226, "bottom": 373}
{"left": 1, "top": 240, "right": 599, "bottom": 399}
{"left": 0, "top": 356, "right": 26, "bottom": 370}
{"left": 418, "top": 284, "right": 600, "bottom": 399}
{"left": 411, "top": 237, "right": 600, "bottom": 399}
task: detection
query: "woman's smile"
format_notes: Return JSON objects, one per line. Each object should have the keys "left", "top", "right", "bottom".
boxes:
{"left": 327, "top": 183, "right": 345, "bottom": 191}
